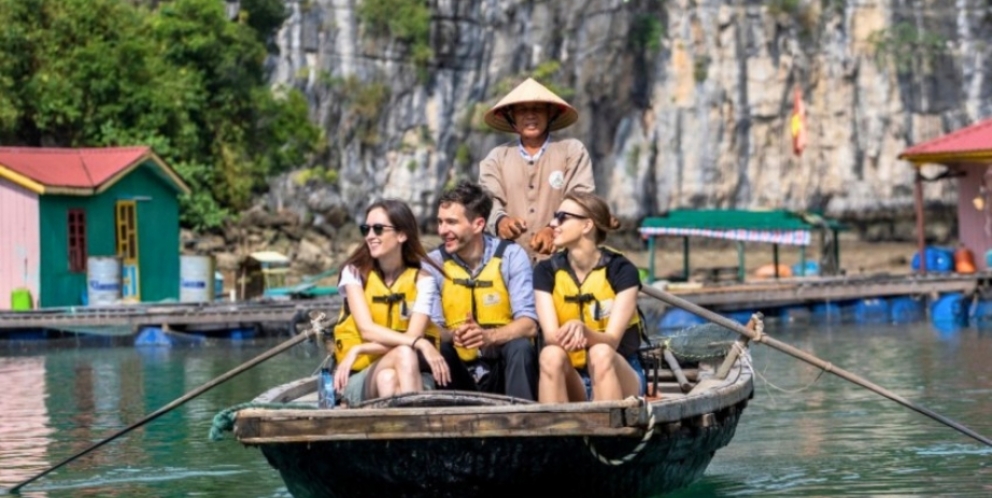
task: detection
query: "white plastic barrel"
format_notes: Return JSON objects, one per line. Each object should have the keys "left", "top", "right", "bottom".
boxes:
{"left": 180, "top": 255, "right": 215, "bottom": 302}
{"left": 87, "top": 256, "right": 121, "bottom": 306}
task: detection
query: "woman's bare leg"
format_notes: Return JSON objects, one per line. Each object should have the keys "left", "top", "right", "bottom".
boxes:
{"left": 367, "top": 345, "right": 423, "bottom": 398}
{"left": 587, "top": 344, "right": 641, "bottom": 401}
{"left": 539, "top": 345, "right": 586, "bottom": 403}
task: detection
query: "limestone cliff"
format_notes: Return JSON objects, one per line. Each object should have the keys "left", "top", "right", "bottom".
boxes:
{"left": 261, "top": 0, "right": 984, "bottom": 239}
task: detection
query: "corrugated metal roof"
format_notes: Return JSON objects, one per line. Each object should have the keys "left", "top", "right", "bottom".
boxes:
{"left": 0, "top": 146, "right": 150, "bottom": 188}
{"left": 899, "top": 118, "right": 992, "bottom": 161}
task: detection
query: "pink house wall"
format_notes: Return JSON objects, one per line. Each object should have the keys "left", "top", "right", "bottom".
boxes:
{"left": 956, "top": 164, "right": 992, "bottom": 271}
{"left": 0, "top": 178, "right": 40, "bottom": 309}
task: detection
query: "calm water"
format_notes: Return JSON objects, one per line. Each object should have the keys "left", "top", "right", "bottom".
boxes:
{"left": 1, "top": 321, "right": 991, "bottom": 497}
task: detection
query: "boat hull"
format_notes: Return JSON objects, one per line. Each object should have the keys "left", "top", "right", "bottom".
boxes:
{"left": 251, "top": 398, "right": 747, "bottom": 498}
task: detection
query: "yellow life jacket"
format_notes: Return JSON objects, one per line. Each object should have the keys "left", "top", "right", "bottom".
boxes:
{"left": 439, "top": 240, "right": 514, "bottom": 362}
{"left": 549, "top": 248, "right": 643, "bottom": 369}
{"left": 333, "top": 267, "right": 439, "bottom": 372}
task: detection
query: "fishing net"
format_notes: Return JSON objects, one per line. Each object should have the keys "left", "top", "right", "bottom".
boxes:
{"left": 654, "top": 322, "right": 742, "bottom": 362}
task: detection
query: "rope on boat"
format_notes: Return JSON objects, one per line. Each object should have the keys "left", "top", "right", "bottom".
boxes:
{"left": 208, "top": 402, "right": 316, "bottom": 441}
{"left": 736, "top": 343, "right": 826, "bottom": 398}
{"left": 582, "top": 397, "right": 656, "bottom": 466}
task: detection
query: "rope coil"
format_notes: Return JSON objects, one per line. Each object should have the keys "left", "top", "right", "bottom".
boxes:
{"left": 209, "top": 402, "right": 316, "bottom": 441}
{"left": 583, "top": 397, "right": 656, "bottom": 466}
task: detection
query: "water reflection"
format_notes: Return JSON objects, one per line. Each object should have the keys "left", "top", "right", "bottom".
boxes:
{"left": 1, "top": 322, "right": 990, "bottom": 497}
{"left": 0, "top": 357, "right": 52, "bottom": 494}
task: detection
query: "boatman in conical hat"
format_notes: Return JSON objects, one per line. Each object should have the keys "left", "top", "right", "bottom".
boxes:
{"left": 479, "top": 78, "right": 595, "bottom": 264}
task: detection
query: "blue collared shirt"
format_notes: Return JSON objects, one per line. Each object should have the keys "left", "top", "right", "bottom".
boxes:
{"left": 517, "top": 134, "right": 551, "bottom": 163}
{"left": 425, "top": 234, "right": 537, "bottom": 329}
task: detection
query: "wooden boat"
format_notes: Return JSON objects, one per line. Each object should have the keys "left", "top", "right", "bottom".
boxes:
{"left": 231, "top": 327, "right": 755, "bottom": 498}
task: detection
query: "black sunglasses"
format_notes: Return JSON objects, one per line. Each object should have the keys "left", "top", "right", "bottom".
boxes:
{"left": 359, "top": 223, "right": 396, "bottom": 236}
{"left": 553, "top": 211, "right": 588, "bottom": 224}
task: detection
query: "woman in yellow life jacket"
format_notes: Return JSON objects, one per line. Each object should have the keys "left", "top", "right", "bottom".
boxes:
{"left": 533, "top": 192, "right": 647, "bottom": 403}
{"left": 332, "top": 199, "right": 450, "bottom": 407}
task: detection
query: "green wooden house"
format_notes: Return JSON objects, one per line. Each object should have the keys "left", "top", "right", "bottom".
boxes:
{"left": 0, "top": 146, "right": 190, "bottom": 308}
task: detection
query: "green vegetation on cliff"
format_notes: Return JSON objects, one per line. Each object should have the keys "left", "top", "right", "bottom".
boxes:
{"left": 0, "top": 0, "right": 321, "bottom": 229}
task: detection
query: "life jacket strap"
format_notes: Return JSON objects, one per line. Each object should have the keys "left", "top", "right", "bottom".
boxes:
{"left": 372, "top": 293, "right": 405, "bottom": 304}
{"left": 453, "top": 278, "right": 494, "bottom": 289}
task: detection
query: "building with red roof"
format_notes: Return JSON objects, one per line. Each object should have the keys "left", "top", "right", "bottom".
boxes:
{"left": 0, "top": 146, "right": 190, "bottom": 308}
{"left": 899, "top": 118, "right": 992, "bottom": 272}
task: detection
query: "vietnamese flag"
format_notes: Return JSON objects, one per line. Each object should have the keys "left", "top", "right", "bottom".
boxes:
{"left": 790, "top": 85, "right": 806, "bottom": 157}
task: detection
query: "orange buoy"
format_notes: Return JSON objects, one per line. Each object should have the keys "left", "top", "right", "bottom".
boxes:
{"left": 954, "top": 245, "right": 977, "bottom": 274}
{"left": 753, "top": 264, "right": 793, "bottom": 279}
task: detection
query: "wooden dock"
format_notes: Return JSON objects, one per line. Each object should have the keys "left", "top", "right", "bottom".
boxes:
{"left": 1, "top": 273, "right": 988, "bottom": 335}
{"left": 0, "top": 298, "right": 342, "bottom": 333}
{"left": 637, "top": 272, "right": 991, "bottom": 312}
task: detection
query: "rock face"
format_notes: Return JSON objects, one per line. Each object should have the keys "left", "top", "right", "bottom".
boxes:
{"left": 263, "top": 0, "right": 981, "bottom": 239}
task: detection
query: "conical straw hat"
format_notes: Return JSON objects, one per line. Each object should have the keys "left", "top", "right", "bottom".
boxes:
{"left": 484, "top": 78, "right": 579, "bottom": 133}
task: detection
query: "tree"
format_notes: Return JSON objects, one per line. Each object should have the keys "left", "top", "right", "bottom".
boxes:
{"left": 0, "top": 0, "right": 321, "bottom": 229}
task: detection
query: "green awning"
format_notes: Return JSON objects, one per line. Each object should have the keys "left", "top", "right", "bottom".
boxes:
{"left": 641, "top": 209, "right": 844, "bottom": 231}
{"left": 639, "top": 210, "right": 845, "bottom": 246}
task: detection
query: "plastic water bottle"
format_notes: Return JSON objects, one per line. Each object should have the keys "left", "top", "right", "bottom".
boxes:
{"left": 318, "top": 367, "right": 336, "bottom": 409}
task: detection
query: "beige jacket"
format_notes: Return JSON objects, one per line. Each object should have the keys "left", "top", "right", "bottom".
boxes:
{"left": 479, "top": 137, "right": 594, "bottom": 263}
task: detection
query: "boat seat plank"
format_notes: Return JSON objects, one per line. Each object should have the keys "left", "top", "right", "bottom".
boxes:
{"left": 235, "top": 408, "right": 642, "bottom": 442}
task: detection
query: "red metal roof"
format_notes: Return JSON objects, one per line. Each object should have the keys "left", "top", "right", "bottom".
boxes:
{"left": 899, "top": 118, "right": 992, "bottom": 161}
{"left": 0, "top": 146, "right": 151, "bottom": 189}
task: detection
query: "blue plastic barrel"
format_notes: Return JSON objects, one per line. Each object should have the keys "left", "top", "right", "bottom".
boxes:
{"left": 229, "top": 327, "right": 257, "bottom": 341}
{"left": 658, "top": 308, "right": 706, "bottom": 331}
{"left": 791, "top": 261, "right": 820, "bottom": 277}
{"left": 968, "top": 299, "right": 992, "bottom": 326}
{"left": 135, "top": 326, "right": 173, "bottom": 346}
{"left": 911, "top": 247, "right": 954, "bottom": 272}
{"left": 811, "top": 302, "right": 842, "bottom": 323}
{"left": 5, "top": 329, "right": 47, "bottom": 340}
{"left": 930, "top": 292, "right": 968, "bottom": 326}
{"left": 889, "top": 296, "right": 924, "bottom": 324}
{"left": 850, "top": 298, "right": 890, "bottom": 324}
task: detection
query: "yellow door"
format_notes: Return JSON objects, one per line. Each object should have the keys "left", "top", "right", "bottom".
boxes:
{"left": 116, "top": 201, "right": 140, "bottom": 302}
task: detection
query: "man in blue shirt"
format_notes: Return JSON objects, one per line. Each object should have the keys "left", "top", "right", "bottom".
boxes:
{"left": 425, "top": 180, "right": 538, "bottom": 400}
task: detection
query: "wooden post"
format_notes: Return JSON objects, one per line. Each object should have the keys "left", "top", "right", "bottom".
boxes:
{"left": 832, "top": 228, "right": 840, "bottom": 274}
{"left": 773, "top": 244, "right": 780, "bottom": 279}
{"left": 914, "top": 167, "right": 928, "bottom": 273}
{"left": 799, "top": 245, "right": 807, "bottom": 276}
{"left": 736, "top": 241, "right": 745, "bottom": 282}
{"left": 682, "top": 236, "right": 690, "bottom": 282}
{"left": 647, "top": 235, "right": 656, "bottom": 284}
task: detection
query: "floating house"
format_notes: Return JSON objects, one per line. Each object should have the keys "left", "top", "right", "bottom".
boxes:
{"left": 638, "top": 209, "right": 846, "bottom": 283}
{"left": 237, "top": 251, "right": 291, "bottom": 300}
{"left": 899, "top": 118, "right": 992, "bottom": 272}
{"left": 0, "top": 147, "right": 190, "bottom": 309}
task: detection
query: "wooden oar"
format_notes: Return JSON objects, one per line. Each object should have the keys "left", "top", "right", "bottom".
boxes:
{"left": 640, "top": 285, "right": 992, "bottom": 447}
{"left": 8, "top": 311, "right": 333, "bottom": 494}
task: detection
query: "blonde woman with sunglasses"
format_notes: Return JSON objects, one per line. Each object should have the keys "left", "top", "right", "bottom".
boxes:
{"left": 533, "top": 192, "right": 648, "bottom": 403}
{"left": 332, "top": 200, "right": 450, "bottom": 407}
